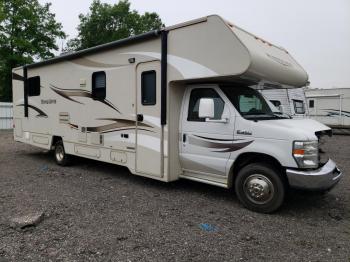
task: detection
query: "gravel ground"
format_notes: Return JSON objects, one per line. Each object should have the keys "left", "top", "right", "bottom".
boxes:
{"left": 0, "top": 130, "right": 349, "bottom": 262}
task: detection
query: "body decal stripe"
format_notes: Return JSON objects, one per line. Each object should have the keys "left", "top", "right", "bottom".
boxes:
{"left": 68, "top": 118, "right": 154, "bottom": 133}
{"left": 324, "top": 109, "right": 350, "bottom": 114}
{"left": 50, "top": 85, "right": 85, "bottom": 104}
{"left": 16, "top": 104, "right": 48, "bottom": 117}
{"left": 188, "top": 135, "right": 253, "bottom": 153}
{"left": 193, "top": 135, "right": 242, "bottom": 142}
{"left": 102, "top": 128, "right": 155, "bottom": 134}
{"left": 212, "top": 141, "right": 253, "bottom": 153}
{"left": 49, "top": 85, "right": 120, "bottom": 113}
{"left": 322, "top": 109, "right": 350, "bottom": 117}
{"left": 96, "top": 118, "right": 153, "bottom": 129}
{"left": 12, "top": 72, "right": 25, "bottom": 81}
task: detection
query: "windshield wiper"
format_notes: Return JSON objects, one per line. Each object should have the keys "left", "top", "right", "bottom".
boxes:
{"left": 270, "top": 113, "right": 289, "bottom": 119}
{"left": 244, "top": 113, "right": 288, "bottom": 120}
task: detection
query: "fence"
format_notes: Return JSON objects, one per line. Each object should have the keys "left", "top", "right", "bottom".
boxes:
{"left": 0, "top": 102, "right": 13, "bottom": 129}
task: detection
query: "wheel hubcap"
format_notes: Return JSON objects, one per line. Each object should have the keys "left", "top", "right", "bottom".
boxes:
{"left": 243, "top": 174, "right": 275, "bottom": 204}
{"left": 56, "top": 146, "right": 64, "bottom": 162}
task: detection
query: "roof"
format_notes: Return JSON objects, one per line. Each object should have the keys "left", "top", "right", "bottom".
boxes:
{"left": 24, "top": 16, "right": 211, "bottom": 70}
{"left": 25, "top": 30, "right": 161, "bottom": 69}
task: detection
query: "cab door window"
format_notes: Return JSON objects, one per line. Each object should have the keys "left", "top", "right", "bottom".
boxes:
{"left": 187, "top": 88, "right": 224, "bottom": 122}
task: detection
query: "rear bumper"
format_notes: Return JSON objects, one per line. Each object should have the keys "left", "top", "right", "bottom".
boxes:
{"left": 286, "top": 159, "right": 342, "bottom": 191}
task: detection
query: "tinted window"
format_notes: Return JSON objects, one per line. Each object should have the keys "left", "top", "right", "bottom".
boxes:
{"left": 187, "top": 88, "right": 224, "bottom": 122}
{"left": 270, "top": 100, "right": 281, "bottom": 107}
{"left": 293, "top": 99, "right": 305, "bottom": 114}
{"left": 309, "top": 100, "right": 314, "bottom": 108}
{"left": 92, "top": 71, "right": 106, "bottom": 100}
{"left": 28, "top": 76, "right": 40, "bottom": 96}
{"left": 141, "top": 71, "right": 156, "bottom": 105}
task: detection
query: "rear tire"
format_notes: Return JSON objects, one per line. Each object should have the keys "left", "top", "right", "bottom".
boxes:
{"left": 54, "top": 140, "right": 70, "bottom": 166}
{"left": 235, "top": 163, "right": 285, "bottom": 213}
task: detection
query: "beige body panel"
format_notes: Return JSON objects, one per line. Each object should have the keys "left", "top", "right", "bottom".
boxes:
{"left": 231, "top": 25, "right": 308, "bottom": 87}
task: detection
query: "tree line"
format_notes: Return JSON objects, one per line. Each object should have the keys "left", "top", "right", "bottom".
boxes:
{"left": 0, "top": 0, "right": 163, "bottom": 102}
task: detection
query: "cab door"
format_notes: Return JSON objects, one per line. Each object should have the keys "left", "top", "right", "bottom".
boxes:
{"left": 180, "top": 86, "right": 235, "bottom": 176}
{"left": 135, "top": 61, "right": 162, "bottom": 177}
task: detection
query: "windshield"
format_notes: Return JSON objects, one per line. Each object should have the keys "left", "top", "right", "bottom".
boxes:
{"left": 220, "top": 85, "right": 288, "bottom": 120}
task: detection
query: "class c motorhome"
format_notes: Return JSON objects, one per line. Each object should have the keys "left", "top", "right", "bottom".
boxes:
{"left": 12, "top": 15, "right": 342, "bottom": 213}
{"left": 305, "top": 87, "right": 350, "bottom": 134}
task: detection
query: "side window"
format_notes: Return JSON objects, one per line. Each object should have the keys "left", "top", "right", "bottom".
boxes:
{"left": 92, "top": 71, "right": 106, "bottom": 100}
{"left": 309, "top": 100, "right": 314, "bottom": 108}
{"left": 270, "top": 100, "right": 281, "bottom": 107}
{"left": 28, "top": 76, "right": 41, "bottom": 96}
{"left": 293, "top": 99, "right": 305, "bottom": 114}
{"left": 141, "top": 70, "right": 156, "bottom": 105}
{"left": 187, "top": 88, "right": 224, "bottom": 122}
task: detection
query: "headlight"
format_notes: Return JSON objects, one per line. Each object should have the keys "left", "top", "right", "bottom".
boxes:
{"left": 293, "top": 141, "right": 319, "bottom": 169}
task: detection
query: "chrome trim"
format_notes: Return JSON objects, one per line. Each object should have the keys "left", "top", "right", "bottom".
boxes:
{"left": 205, "top": 118, "right": 228, "bottom": 123}
{"left": 286, "top": 159, "right": 342, "bottom": 190}
{"left": 179, "top": 174, "right": 228, "bottom": 188}
{"left": 243, "top": 174, "right": 275, "bottom": 204}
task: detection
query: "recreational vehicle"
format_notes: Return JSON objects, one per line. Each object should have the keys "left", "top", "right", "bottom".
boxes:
{"left": 259, "top": 86, "right": 308, "bottom": 118}
{"left": 0, "top": 102, "right": 13, "bottom": 129}
{"left": 12, "top": 15, "right": 342, "bottom": 213}
{"left": 305, "top": 88, "right": 350, "bottom": 134}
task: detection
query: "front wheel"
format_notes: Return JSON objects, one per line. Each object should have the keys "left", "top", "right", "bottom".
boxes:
{"left": 54, "top": 140, "right": 71, "bottom": 166}
{"left": 235, "top": 163, "right": 285, "bottom": 213}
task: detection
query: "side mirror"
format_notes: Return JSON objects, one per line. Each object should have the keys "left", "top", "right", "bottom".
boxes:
{"left": 199, "top": 98, "right": 215, "bottom": 119}
{"left": 278, "top": 105, "right": 284, "bottom": 113}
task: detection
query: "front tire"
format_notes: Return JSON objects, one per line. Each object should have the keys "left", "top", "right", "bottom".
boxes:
{"left": 54, "top": 140, "right": 70, "bottom": 166}
{"left": 235, "top": 163, "right": 285, "bottom": 213}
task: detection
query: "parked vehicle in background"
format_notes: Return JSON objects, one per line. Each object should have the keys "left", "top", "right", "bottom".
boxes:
{"left": 0, "top": 102, "right": 13, "bottom": 130}
{"left": 12, "top": 15, "right": 342, "bottom": 213}
{"left": 305, "top": 88, "right": 350, "bottom": 134}
{"left": 259, "top": 86, "right": 308, "bottom": 118}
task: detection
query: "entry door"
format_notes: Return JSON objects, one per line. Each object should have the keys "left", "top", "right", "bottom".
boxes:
{"left": 180, "top": 87, "right": 235, "bottom": 176}
{"left": 136, "top": 61, "right": 162, "bottom": 177}
{"left": 307, "top": 98, "right": 317, "bottom": 116}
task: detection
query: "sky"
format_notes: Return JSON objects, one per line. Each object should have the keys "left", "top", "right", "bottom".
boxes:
{"left": 38, "top": 0, "right": 350, "bottom": 88}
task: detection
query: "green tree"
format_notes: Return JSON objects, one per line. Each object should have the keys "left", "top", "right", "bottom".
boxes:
{"left": 66, "top": 0, "right": 163, "bottom": 51}
{"left": 0, "top": 0, "right": 66, "bottom": 102}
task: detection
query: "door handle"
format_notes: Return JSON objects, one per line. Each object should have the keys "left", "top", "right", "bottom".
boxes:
{"left": 183, "top": 133, "right": 187, "bottom": 143}
{"left": 205, "top": 118, "right": 228, "bottom": 123}
{"left": 137, "top": 114, "right": 144, "bottom": 122}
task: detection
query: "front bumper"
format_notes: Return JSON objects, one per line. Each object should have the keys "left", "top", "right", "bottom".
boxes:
{"left": 286, "top": 159, "right": 342, "bottom": 191}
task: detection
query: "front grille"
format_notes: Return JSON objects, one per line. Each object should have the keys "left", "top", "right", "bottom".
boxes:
{"left": 316, "top": 131, "right": 332, "bottom": 165}
{"left": 319, "top": 150, "right": 329, "bottom": 165}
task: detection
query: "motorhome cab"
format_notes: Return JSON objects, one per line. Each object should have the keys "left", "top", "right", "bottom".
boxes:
{"left": 12, "top": 15, "right": 342, "bottom": 213}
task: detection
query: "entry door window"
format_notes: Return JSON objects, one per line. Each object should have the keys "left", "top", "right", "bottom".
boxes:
{"left": 187, "top": 88, "right": 224, "bottom": 122}
{"left": 141, "top": 71, "right": 156, "bottom": 105}
{"left": 92, "top": 71, "right": 106, "bottom": 100}
{"left": 309, "top": 100, "right": 314, "bottom": 108}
